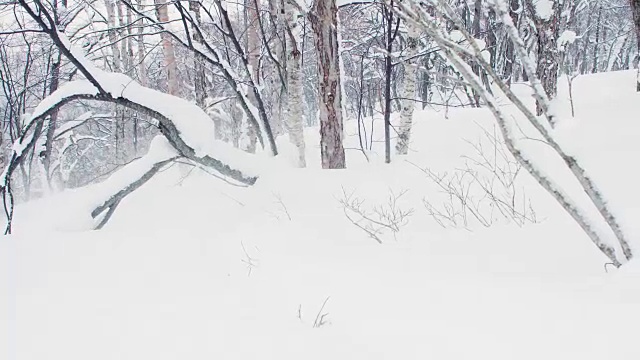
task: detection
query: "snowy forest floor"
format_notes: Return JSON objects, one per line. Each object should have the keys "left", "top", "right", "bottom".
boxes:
{"left": 3, "top": 70, "right": 640, "bottom": 359}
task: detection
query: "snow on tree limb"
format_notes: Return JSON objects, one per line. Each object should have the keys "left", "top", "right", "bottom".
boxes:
{"left": 1, "top": 1, "right": 272, "bottom": 233}
{"left": 21, "top": 77, "right": 264, "bottom": 184}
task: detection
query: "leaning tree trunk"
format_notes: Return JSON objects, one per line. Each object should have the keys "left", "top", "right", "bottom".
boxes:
{"left": 396, "top": 24, "right": 419, "bottom": 155}
{"left": 532, "top": 0, "right": 561, "bottom": 119}
{"left": 310, "top": 0, "right": 346, "bottom": 169}
{"left": 284, "top": 0, "right": 307, "bottom": 167}
{"left": 631, "top": 0, "right": 640, "bottom": 91}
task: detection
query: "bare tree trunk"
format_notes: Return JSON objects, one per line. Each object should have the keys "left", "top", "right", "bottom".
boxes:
{"left": 309, "top": 0, "right": 345, "bottom": 169}
{"left": 104, "top": 0, "right": 121, "bottom": 72}
{"left": 284, "top": 0, "right": 307, "bottom": 167}
{"left": 104, "top": 0, "right": 127, "bottom": 163}
{"left": 577, "top": 5, "right": 593, "bottom": 74}
{"left": 134, "top": 0, "right": 147, "bottom": 156}
{"left": 42, "top": 51, "right": 60, "bottom": 189}
{"left": 243, "top": 0, "right": 260, "bottom": 153}
{"left": 136, "top": 0, "right": 147, "bottom": 86}
{"left": 591, "top": 5, "right": 602, "bottom": 74}
{"left": 471, "top": 0, "right": 482, "bottom": 106}
{"left": 383, "top": 2, "right": 394, "bottom": 164}
{"left": 117, "top": 0, "right": 130, "bottom": 73}
{"left": 267, "top": 0, "right": 286, "bottom": 136}
{"left": 532, "top": 0, "right": 561, "bottom": 118}
{"left": 154, "top": 0, "right": 179, "bottom": 96}
{"left": 125, "top": 3, "right": 135, "bottom": 73}
{"left": 631, "top": 0, "right": 640, "bottom": 91}
{"left": 190, "top": 1, "right": 207, "bottom": 108}
{"left": 396, "top": 24, "right": 419, "bottom": 155}
{"left": 503, "top": 0, "right": 520, "bottom": 86}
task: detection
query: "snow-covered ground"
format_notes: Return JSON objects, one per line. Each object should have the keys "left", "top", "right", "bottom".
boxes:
{"left": 3, "top": 70, "right": 640, "bottom": 360}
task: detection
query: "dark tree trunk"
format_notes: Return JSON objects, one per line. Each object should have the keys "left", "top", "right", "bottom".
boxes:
{"left": 310, "top": 0, "right": 346, "bottom": 169}
{"left": 383, "top": 1, "right": 394, "bottom": 164}
{"left": 533, "top": 0, "right": 561, "bottom": 116}
{"left": 471, "top": 0, "right": 482, "bottom": 107}
{"left": 190, "top": 1, "right": 207, "bottom": 108}
{"left": 592, "top": 5, "right": 602, "bottom": 74}
{"left": 42, "top": 51, "right": 60, "bottom": 186}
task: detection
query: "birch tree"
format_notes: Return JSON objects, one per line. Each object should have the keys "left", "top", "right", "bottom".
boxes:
{"left": 393, "top": 0, "right": 633, "bottom": 266}
{"left": 244, "top": 0, "right": 261, "bottom": 153}
{"left": 396, "top": 23, "right": 420, "bottom": 155}
{"left": 284, "top": 0, "right": 307, "bottom": 167}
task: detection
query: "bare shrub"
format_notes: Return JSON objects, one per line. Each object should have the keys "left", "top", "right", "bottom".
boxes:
{"left": 413, "top": 125, "right": 537, "bottom": 229}
{"left": 339, "top": 187, "right": 414, "bottom": 243}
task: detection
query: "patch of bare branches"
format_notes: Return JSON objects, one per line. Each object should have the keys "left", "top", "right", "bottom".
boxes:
{"left": 339, "top": 187, "right": 414, "bottom": 243}
{"left": 413, "top": 125, "right": 537, "bottom": 229}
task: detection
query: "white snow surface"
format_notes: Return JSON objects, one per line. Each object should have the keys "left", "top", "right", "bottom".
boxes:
{"left": 3, "top": 71, "right": 640, "bottom": 360}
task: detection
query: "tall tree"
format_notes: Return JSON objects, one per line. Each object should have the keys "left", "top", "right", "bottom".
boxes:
{"left": 42, "top": 0, "right": 64, "bottom": 189}
{"left": 189, "top": 0, "right": 207, "bottom": 108}
{"left": 631, "top": 0, "right": 640, "bottom": 91}
{"left": 503, "top": 0, "right": 521, "bottom": 86}
{"left": 309, "top": 0, "right": 346, "bottom": 169}
{"left": 396, "top": 23, "right": 419, "bottom": 156}
{"left": 383, "top": 1, "right": 396, "bottom": 163}
{"left": 154, "top": 0, "right": 179, "bottom": 96}
{"left": 531, "top": 0, "right": 561, "bottom": 119}
{"left": 284, "top": 0, "right": 307, "bottom": 167}
{"left": 243, "top": 0, "right": 261, "bottom": 153}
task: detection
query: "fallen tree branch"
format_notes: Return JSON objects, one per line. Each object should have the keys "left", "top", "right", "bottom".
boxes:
{"left": 91, "top": 154, "right": 180, "bottom": 229}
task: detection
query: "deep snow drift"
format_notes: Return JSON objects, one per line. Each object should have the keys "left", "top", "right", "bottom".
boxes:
{"left": 2, "top": 70, "right": 640, "bottom": 360}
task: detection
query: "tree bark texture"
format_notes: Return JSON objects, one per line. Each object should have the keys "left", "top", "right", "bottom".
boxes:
{"left": 310, "top": 0, "right": 346, "bottom": 169}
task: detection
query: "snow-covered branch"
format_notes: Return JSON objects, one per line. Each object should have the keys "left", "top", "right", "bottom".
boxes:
{"left": 91, "top": 136, "right": 179, "bottom": 229}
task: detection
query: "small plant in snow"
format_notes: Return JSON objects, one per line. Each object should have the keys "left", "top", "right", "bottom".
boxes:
{"left": 273, "top": 192, "right": 292, "bottom": 221}
{"left": 298, "top": 296, "right": 332, "bottom": 328}
{"left": 339, "top": 187, "right": 414, "bottom": 243}
{"left": 240, "top": 241, "right": 259, "bottom": 277}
